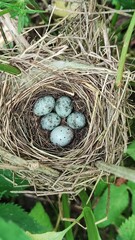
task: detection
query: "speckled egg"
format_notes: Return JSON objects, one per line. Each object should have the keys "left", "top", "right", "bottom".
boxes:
{"left": 67, "top": 112, "right": 86, "bottom": 129}
{"left": 33, "top": 96, "right": 55, "bottom": 116}
{"left": 55, "top": 96, "right": 73, "bottom": 118}
{"left": 50, "top": 125, "right": 74, "bottom": 147}
{"left": 40, "top": 113, "right": 61, "bottom": 131}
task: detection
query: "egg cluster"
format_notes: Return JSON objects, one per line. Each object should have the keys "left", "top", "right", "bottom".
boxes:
{"left": 33, "top": 95, "right": 86, "bottom": 147}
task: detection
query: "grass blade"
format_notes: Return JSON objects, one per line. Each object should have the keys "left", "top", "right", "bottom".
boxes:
{"left": 0, "top": 9, "right": 10, "bottom": 16}
{"left": 0, "top": 63, "right": 21, "bottom": 75}
{"left": 115, "top": 11, "right": 135, "bottom": 87}
{"left": 62, "top": 194, "right": 74, "bottom": 240}
{"left": 29, "top": 0, "right": 48, "bottom": 23}
{"left": 83, "top": 207, "right": 101, "bottom": 240}
{"left": 79, "top": 190, "right": 91, "bottom": 208}
{"left": 111, "top": 2, "right": 120, "bottom": 27}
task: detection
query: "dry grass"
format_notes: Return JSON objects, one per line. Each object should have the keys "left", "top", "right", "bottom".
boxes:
{"left": 0, "top": 1, "right": 134, "bottom": 195}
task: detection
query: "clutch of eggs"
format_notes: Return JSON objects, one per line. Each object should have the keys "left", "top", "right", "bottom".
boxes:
{"left": 33, "top": 95, "right": 86, "bottom": 147}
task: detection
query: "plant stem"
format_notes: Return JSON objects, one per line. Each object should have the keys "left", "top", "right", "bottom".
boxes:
{"left": 115, "top": 11, "right": 135, "bottom": 87}
{"left": 95, "top": 161, "right": 135, "bottom": 183}
{"left": 64, "top": 212, "right": 84, "bottom": 233}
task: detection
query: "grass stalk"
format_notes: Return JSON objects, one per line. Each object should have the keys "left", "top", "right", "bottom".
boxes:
{"left": 115, "top": 11, "right": 135, "bottom": 87}
{"left": 96, "top": 161, "right": 135, "bottom": 183}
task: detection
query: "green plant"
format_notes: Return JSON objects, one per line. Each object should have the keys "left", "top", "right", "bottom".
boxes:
{"left": 111, "top": 0, "right": 135, "bottom": 9}
{"left": 92, "top": 139, "right": 135, "bottom": 239}
{"left": 0, "top": 187, "right": 102, "bottom": 240}
{"left": 115, "top": 11, "right": 135, "bottom": 87}
{"left": 0, "top": 201, "right": 84, "bottom": 239}
{"left": 0, "top": 0, "right": 48, "bottom": 33}
{"left": 0, "top": 170, "right": 29, "bottom": 198}
{"left": 92, "top": 177, "right": 135, "bottom": 240}
{"left": 108, "top": 0, "right": 135, "bottom": 73}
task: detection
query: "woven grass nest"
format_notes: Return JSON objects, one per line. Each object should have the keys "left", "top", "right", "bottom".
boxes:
{"left": 0, "top": 2, "right": 134, "bottom": 195}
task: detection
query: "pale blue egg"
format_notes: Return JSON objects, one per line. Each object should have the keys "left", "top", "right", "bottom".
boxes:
{"left": 67, "top": 112, "right": 86, "bottom": 129}
{"left": 33, "top": 96, "right": 55, "bottom": 116}
{"left": 40, "top": 113, "right": 61, "bottom": 131}
{"left": 50, "top": 125, "right": 74, "bottom": 147}
{"left": 55, "top": 96, "right": 73, "bottom": 118}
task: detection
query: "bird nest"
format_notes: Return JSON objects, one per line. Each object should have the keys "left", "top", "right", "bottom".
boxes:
{"left": 0, "top": 2, "right": 134, "bottom": 195}
{"left": 0, "top": 65, "right": 132, "bottom": 195}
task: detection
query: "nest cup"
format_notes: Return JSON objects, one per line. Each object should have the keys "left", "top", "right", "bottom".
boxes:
{"left": 0, "top": 67, "right": 131, "bottom": 195}
{"left": 12, "top": 77, "right": 90, "bottom": 155}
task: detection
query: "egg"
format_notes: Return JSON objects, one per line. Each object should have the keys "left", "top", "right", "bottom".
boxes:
{"left": 40, "top": 113, "right": 61, "bottom": 131}
{"left": 67, "top": 112, "right": 86, "bottom": 129}
{"left": 33, "top": 96, "right": 55, "bottom": 116}
{"left": 50, "top": 125, "right": 74, "bottom": 147}
{"left": 55, "top": 96, "right": 73, "bottom": 118}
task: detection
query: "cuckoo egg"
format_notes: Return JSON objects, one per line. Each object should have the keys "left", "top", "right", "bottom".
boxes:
{"left": 40, "top": 113, "right": 61, "bottom": 131}
{"left": 67, "top": 112, "right": 86, "bottom": 129}
{"left": 50, "top": 125, "right": 74, "bottom": 147}
{"left": 33, "top": 95, "right": 55, "bottom": 116}
{"left": 55, "top": 96, "right": 73, "bottom": 118}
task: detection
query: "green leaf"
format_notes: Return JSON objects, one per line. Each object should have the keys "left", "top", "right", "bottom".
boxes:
{"left": 125, "top": 141, "right": 135, "bottom": 160}
{"left": 27, "top": 230, "right": 67, "bottom": 240}
{"left": 27, "top": 212, "right": 85, "bottom": 240}
{"left": 29, "top": 202, "right": 53, "bottom": 232}
{"left": 83, "top": 207, "right": 101, "bottom": 240}
{"left": 112, "top": 0, "right": 118, "bottom": 6}
{"left": 127, "top": 180, "right": 135, "bottom": 191}
{"left": 0, "top": 63, "right": 21, "bottom": 75}
{"left": 118, "top": 0, "right": 135, "bottom": 9}
{"left": 0, "top": 203, "right": 44, "bottom": 234}
{"left": 118, "top": 215, "right": 135, "bottom": 240}
{"left": 112, "top": 0, "right": 135, "bottom": 8}
{"left": 0, "top": 217, "right": 31, "bottom": 240}
{"left": 93, "top": 184, "right": 129, "bottom": 228}
{"left": 0, "top": 169, "right": 29, "bottom": 198}
{"left": 94, "top": 179, "right": 108, "bottom": 197}
{"left": 127, "top": 181, "right": 135, "bottom": 214}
